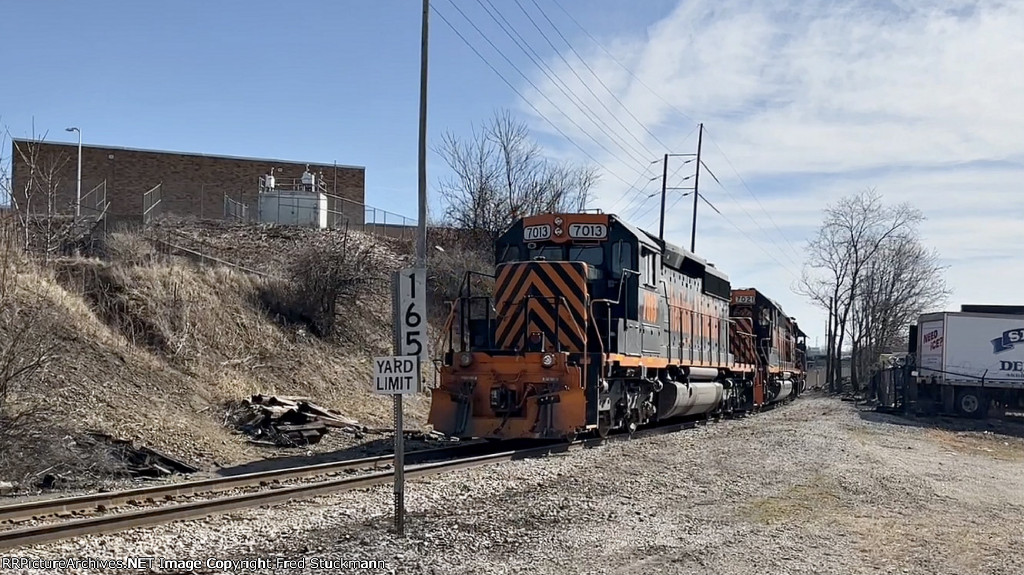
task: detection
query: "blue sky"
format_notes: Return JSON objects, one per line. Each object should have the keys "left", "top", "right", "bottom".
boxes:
{"left": 3, "top": 0, "right": 1023, "bottom": 346}
{"left": 0, "top": 0, "right": 676, "bottom": 216}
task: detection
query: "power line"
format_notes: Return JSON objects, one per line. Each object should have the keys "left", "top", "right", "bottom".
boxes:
{"left": 614, "top": 123, "right": 700, "bottom": 217}
{"left": 702, "top": 168, "right": 805, "bottom": 272}
{"left": 473, "top": 0, "right": 653, "bottom": 167}
{"left": 633, "top": 160, "right": 690, "bottom": 224}
{"left": 442, "top": 0, "right": 648, "bottom": 176}
{"left": 431, "top": 3, "right": 641, "bottom": 188}
{"left": 550, "top": 0, "right": 698, "bottom": 126}
{"left": 513, "top": 0, "right": 664, "bottom": 158}
{"left": 703, "top": 127, "right": 805, "bottom": 262}
{"left": 700, "top": 200, "right": 803, "bottom": 282}
{"left": 526, "top": 0, "right": 676, "bottom": 151}
{"left": 607, "top": 158, "right": 660, "bottom": 212}
{"left": 616, "top": 171, "right": 660, "bottom": 217}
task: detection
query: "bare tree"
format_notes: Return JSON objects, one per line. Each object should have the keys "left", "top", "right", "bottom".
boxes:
{"left": 5, "top": 126, "right": 74, "bottom": 257}
{"left": 801, "top": 188, "right": 941, "bottom": 392}
{"left": 0, "top": 213, "right": 60, "bottom": 458}
{"left": 849, "top": 235, "right": 949, "bottom": 389}
{"left": 435, "top": 109, "right": 599, "bottom": 239}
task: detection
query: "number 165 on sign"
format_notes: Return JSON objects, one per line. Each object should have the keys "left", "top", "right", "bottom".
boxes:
{"left": 394, "top": 268, "right": 427, "bottom": 368}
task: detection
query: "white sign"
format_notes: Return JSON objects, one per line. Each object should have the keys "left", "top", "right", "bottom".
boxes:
{"left": 917, "top": 320, "right": 944, "bottom": 374}
{"left": 524, "top": 224, "right": 552, "bottom": 241}
{"left": 567, "top": 223, "right": 607, "bottom": 239}
{"left": 395, "top": 268, "right": 428, "bottom": 365}
{"left": 373, "top": 356, "right": 419, "bottom": 395}
{"left": 943, "top": 314, "right": 1024, "bottom": 383}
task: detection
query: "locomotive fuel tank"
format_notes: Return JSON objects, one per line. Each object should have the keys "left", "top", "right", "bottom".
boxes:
{"left": 766, "top": 379, "right": 793, "bottom": 403}
{"left": 657, "top": 376, "right": 724, "bottom": 419}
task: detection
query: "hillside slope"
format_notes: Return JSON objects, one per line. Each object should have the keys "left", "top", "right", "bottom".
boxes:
{"left": 1, "top": 223, "right": 440, "bottom": 488}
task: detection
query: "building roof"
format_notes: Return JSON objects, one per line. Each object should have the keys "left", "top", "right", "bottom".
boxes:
{"left": 10, "top": 138, "right": 365, "bottom": 171}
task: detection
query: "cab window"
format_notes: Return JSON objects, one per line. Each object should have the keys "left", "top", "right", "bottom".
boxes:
{"left": 569, "top": 245, "right": 604, "bottom": 266}
{"left": 641, "top": 247, "right": 658, "bottom": 286}
{"left": 529, "top": 246, "right": 564, "bottom": 261}
{"left": 612, "top": 241, "right": 633, "bottom": 277}
{"left": 497, "top": 244, "right": 520, "bottom": 262}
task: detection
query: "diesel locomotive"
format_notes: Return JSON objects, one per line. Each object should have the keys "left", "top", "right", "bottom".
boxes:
{"left": 428, "top": 212, "right": 806, "bottom": 440}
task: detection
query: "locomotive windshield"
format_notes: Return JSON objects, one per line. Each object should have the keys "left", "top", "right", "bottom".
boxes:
{"left": 529, "top": 245, "right": 565, "bottom": 261}
{"left": 500, "top": 244, "right": 609, "bottom": 265}
{"left": 568, "top": 245, "right": 603, "bottom": 266}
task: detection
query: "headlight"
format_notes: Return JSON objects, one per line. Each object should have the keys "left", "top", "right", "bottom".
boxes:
{"left": 458, "top": 352, "right": 474, "bottom": 367}
{"left": 541, "top": 353, "right": 555, "bottom": 368}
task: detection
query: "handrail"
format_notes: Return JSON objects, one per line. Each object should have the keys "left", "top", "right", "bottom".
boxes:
{"left": 589, "top": 268, "right": 639, "bottom": 368}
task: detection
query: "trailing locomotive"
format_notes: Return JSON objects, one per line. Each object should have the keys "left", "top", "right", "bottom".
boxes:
{"left": 428, "top": 212, "right": 806, "bottom": 440}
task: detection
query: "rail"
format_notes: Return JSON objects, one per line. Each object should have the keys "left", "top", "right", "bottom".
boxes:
{"left": 0, "top": 441, "right": 567, "bottom": 550}
{"left": 0, "top": 408, "right": 753, "bottom": 551}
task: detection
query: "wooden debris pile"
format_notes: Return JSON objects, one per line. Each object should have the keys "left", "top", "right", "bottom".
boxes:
{"left": 80, "top": 432, "right": 199, "bottom": 479}
{"left": 233, "top": 394, "right": 363, "bottom": 446}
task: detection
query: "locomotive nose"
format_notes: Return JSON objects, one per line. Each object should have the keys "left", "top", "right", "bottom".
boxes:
{"left": 428, "top": 352, "right": 586, "bottom": 440}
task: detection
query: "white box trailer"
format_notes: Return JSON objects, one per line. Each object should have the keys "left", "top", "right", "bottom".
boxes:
{"left": 913, "top": 311, "right": 1024, "bottom": 417}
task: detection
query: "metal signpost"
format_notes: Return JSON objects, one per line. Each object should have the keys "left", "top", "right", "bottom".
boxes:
{"left": 374, "top": 268, "right": 426, "bottom": 535}
{"left": 371, "top": 0, "right": 429, "bottom": 537}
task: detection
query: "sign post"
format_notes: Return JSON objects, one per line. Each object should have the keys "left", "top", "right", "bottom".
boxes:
{"left": 373, "top": 267, "right": 426, "bottom": 536}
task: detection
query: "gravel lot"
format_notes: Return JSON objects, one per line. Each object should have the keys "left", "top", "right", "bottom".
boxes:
{"left": 8, "top": 392, "right": 1024, "bottom": 575}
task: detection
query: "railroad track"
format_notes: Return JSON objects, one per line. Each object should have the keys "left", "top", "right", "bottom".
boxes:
{"left": 0, "top": 440, "right": 581, "bottom": 551}
{"left": 0, "top": 443, "right": 483, "bottom": 526}
{"left": 0, "top": 407, "right": 763, "bottom": 551}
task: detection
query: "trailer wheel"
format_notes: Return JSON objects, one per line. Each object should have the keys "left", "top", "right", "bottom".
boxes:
{"left": 955, "top": 388, "right": 989, "bottom": 418}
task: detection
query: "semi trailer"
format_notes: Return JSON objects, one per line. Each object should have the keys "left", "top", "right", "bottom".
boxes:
{"left": 910, "top": 309, "right": 1024, "bottom": 418}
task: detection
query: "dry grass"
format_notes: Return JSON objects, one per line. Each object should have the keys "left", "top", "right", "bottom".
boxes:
{"left": 0, "top": 228, "right": 437, "bottom": 486}
{"left": 104, "top": 230, "right": 159, "bottom": 266}
{"left": 922, "top": 428, "right": 1024, "bottom": 462}
{"left": 851, "top": 514, "right": 1020, "bottom": 573}
{"left": 744, "top": 474, "right": 845, "bottom": 524}
{"left": 0, "top": 220, "right": 492, "bottom": 489}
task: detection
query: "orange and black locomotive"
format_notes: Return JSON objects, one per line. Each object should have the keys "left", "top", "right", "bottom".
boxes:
{"left": 428, "top": 212, "right": 806, "bottom": 440}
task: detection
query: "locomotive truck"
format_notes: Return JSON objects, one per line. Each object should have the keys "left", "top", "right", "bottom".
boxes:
{"left": 427, "top": 211, "right": 807, "bottom": 440}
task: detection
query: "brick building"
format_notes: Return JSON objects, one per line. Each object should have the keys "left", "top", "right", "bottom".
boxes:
{"left": 9, "top": 139, "right": 365, "bottom": 226}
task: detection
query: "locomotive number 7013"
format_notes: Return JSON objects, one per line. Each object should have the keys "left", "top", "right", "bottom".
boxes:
{"left": 568, "top": 223, "right": 607, "bottom": 239}
{"left": 524, "top": 224, "right": 552, "bottom": 241}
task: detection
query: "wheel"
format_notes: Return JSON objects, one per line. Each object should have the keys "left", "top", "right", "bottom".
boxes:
{"left": 955, "top": 388, "right": 989, "bottom": 418}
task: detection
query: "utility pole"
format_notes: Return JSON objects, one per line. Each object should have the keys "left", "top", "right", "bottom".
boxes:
{"left": 418, "top": 0, "right": 429, "bottom": 267}
{"left": 387, "top": 0, "right": 430, "bottom": 539}
{"left": 826, "top": 295, "right": 835, "bottom": 392}
{"left": 690, "top": 123, "right": 703, "bottom": 252}
{"left": 658, "top": 152, "right": 695, "bottom": 242}
{"left": 658, "top": 153, "right": 668, "bottom": 241}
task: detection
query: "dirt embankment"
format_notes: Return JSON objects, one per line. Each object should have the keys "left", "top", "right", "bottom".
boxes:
{"left": 0, "top": 220, "right": 497, "bottom": 491}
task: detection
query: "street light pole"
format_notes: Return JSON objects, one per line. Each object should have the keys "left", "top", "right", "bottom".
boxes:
{"left": 65, "top": 127, "right": 81, "bottom": 217}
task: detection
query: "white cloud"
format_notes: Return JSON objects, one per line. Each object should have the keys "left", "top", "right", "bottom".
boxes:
{"left": 516, "top": 0, "right": 1024, "bottom": 345}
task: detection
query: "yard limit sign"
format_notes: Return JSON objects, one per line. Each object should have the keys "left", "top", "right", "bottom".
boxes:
{"left": 373, "top": 267, "right": 427, "bottom": 536}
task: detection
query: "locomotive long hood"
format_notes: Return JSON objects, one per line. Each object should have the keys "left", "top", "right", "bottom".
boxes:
{"left": 494, "top": 261, "right": 589, "bottom": 354}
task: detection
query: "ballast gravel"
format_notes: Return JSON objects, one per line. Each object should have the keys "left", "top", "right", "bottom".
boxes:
{"left": 7, "top": 393, "right": 1024, "bottom": 575}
